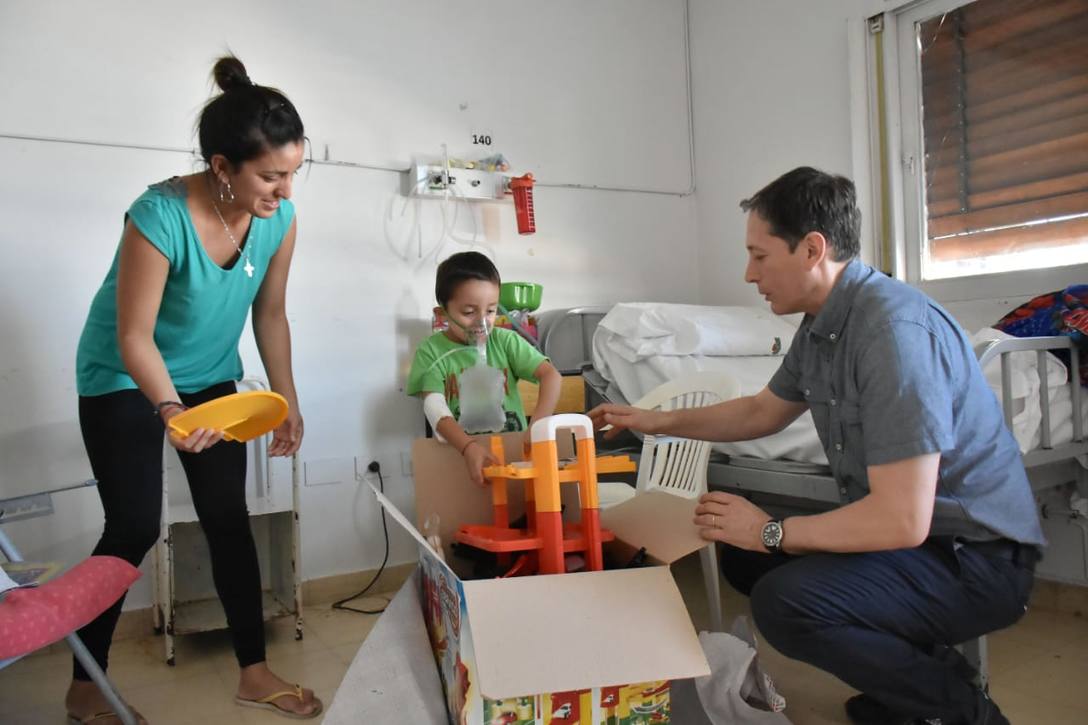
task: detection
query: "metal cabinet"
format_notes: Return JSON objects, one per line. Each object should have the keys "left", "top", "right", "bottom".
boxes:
{"left": 151, "top": 379, "right": 302, "bottom": 665}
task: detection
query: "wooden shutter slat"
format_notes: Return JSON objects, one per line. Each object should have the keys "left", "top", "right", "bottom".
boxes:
{"left": 960, "top": 0, "right": 1087, "bottom": 54}
{"left": 926, "top": 92, "right": 1088, "bottom": 148}
{"left": 929, "top": 213, "right": 1088, "bottom": 261}
{"left": 926, "top": 131, "right": 1088, "bottom": 200}
{"left": 923, "top": 51, "right": 1088, "bottom": 122}
{"left": 926, "top": 49, "right": 1088, "bottom": 113}
{"left": 925, "top": 112, "right": 1088, "bottom": 171}
{"left": 920, "top": 0, "right": 1087, "bottom": 62}
{"left": 927, "top": 171, "right": 1088, "bottom": 216}
{"left": 928, "top": 190, "right": 1088, "bottom": 236}
{"left": 924, "top": 74, "right": 1088, "bottom": 132}
{"left": 922, "top": 12, "right": 1088, "bottom": 90}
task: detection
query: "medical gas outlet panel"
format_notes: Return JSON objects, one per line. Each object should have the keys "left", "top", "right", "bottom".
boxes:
{"left": 404, "top": 163, "right": 509, "bottom": 201}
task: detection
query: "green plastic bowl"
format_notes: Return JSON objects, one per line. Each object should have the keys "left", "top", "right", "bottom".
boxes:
{"left": 500, "top": 282, "right": 543, "bottom": 312}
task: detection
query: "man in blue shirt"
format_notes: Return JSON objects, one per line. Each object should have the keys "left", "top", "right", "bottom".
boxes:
{"left": 590, "top": 167, "right": 1043, "bottom": 725}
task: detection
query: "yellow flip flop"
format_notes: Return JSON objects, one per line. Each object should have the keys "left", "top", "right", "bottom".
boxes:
{"left": 234, "top": 684, "right": 323, "bottom": 720}
{"left": 168, "top": 391, "right": 289, "bottom": 443}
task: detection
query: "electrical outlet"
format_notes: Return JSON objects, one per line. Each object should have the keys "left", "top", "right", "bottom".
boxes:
{"left": 354, "top": 456, "right": 375, "bottom": 482}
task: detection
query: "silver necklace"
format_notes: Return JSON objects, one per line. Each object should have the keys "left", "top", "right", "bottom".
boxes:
{"left": 208, "top": 178, "right": 254, "bottom": 277}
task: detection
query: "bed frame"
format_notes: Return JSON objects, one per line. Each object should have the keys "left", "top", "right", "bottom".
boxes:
{"left": 707, "top": 336, "right": 1086, "bottom": 505}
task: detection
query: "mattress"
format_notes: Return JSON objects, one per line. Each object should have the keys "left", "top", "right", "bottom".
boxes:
{"left": 591, "top": 305, "right": 1085, "bottom": 464}
{"left": 591, "top": 303, "right": 826, "bottom": 463}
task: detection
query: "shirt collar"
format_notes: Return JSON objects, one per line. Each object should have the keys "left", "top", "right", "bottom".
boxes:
{"left": 806, "top": 258, "right": 869, "bottom": 342}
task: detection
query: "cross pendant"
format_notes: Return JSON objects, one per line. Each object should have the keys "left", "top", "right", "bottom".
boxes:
{"left": 244, "top": 259, "right": 255, "bottom": 278}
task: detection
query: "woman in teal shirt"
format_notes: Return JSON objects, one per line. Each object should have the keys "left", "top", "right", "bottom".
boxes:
{"left": 70, "top": 56, "right": 319, "bottom": 722}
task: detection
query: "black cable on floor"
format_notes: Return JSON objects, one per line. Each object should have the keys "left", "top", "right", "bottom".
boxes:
{"left": 332, "top": 463, "right": 390, "bottom": 615}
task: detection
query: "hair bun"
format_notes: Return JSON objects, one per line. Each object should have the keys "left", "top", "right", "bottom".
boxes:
{"left": 212, "top": 55, "right": 253, "bottom": 92}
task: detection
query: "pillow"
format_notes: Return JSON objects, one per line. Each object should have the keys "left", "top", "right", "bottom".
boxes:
{"left": 597, "top": 303, "right": 798, "bottom": 359}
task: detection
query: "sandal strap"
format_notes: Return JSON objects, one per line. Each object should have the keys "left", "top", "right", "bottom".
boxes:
{"left": 70, "top": 712, "right": 118, "bottom": 724}
{"left": 254, "top": 684, "right": 304, "bottom": 704}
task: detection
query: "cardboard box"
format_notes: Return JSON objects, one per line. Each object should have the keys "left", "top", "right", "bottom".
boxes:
{"left": 369, "top": 432, "right": 712, "bottom": 725}
{"left": 322, "top": 571, "right": 716, "bottom": 725}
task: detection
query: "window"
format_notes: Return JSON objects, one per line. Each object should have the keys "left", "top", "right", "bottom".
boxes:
{"left": 893, "top": 0, "right": 1088, "bottom": 285}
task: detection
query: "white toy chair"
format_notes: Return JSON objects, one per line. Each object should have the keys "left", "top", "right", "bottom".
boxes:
{"left": 597, "top": 371, "right": 741, "bottom": 631}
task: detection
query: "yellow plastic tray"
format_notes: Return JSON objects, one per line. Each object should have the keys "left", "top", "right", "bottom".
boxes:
{"left": 167, "top": 391, "right": 289, "bottom": 443}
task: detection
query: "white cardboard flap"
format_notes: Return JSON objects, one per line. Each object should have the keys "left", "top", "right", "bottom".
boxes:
{"left": 463, "top": 566, "right": 710, "bottom": 700}
{"left": 367, "top": 480, "right": 456, "bottom": 578}
{"left": 600, "top": 489, "right": 709, "bottom": 564}
{"left": 412, "top": 437, "right": 501, "bottom": 556}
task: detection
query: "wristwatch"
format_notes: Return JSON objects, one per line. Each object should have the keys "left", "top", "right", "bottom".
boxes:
{"left": 761, "top": 519, "right": 785, "bottom": 554}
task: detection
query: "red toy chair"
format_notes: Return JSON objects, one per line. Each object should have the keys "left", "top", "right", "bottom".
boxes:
{"left": 1, "top": 522, "right": 141, "bottom": 725}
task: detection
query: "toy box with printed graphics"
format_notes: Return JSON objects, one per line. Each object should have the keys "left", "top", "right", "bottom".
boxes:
{"left": 374, "top": 423, "right": 711, "bottom": 725}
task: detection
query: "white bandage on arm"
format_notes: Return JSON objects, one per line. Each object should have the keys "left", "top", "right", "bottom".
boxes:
{"left": 423, "top": 392, "right": 454, "bottom": 443}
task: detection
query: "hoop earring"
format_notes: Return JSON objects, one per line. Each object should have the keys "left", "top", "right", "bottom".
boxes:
{"left": 219, "top": 180, "right": 235, "bottom": 204}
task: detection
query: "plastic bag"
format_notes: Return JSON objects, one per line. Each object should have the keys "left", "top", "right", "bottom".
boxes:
{"left": 693, "top": 616, "right": 791, "bottom": 724}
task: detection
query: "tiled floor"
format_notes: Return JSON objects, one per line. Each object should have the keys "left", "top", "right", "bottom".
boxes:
{"left": 2, "top": 559, "right": 1087, "bottom": 724}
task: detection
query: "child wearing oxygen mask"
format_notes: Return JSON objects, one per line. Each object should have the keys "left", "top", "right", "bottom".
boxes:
{"left": 406, "top": 252, "right": 561, "bottom": 486}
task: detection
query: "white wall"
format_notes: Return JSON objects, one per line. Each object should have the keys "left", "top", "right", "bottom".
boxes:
{"left": 690, "top": 0, "right": 872, "bottom": 306}
{"left": 0, "top": 0, "right": 698, "bottom": 609}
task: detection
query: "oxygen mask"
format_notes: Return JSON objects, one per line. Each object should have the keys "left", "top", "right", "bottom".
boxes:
{"left": 446, "top": 310, "right": 493, "bottom": 363}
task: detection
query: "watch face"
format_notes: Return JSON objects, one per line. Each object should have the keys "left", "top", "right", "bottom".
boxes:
{"left": 762, "top": 521, "right": 783, "bottom": 548}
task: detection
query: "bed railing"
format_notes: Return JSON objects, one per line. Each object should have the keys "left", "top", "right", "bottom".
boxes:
{"left": 974, "top": 335, "right": 1085, "bottom": 465}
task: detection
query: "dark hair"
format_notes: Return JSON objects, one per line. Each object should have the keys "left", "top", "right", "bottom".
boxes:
{"left": 197, "top": 55, "right": 305, "bottom": 167}
{"left": 740, "top": 167, "right": 861, "bottom": 262}
{"left": 435, "top": 252, "right": 501, "bottom": 307}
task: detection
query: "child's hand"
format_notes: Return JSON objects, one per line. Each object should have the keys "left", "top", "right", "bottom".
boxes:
{"left": 463, "top": 440, "right": 498, "bottom": 487}
{"left": 520, "top": 430, "right": 532, "bottom": 459}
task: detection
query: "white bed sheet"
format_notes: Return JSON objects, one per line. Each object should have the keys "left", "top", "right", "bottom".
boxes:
{"left": 593, "top": 321, "right": 1086, "bottom": 464}
{"left": 593, "top": 345, "right": 829, "bottom": 464}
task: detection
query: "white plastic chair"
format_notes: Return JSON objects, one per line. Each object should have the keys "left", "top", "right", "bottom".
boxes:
{"left": 598, "top": 371, "right": 742, "bottom": 631}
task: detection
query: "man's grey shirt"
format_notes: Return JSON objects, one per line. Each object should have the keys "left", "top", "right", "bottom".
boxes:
{"left": 768, "top": 259, "right": 1045, "bottom": 546}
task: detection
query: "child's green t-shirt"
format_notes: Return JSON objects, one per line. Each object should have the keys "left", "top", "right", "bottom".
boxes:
{"left": 406, "top": 328, "right": 547, "bottom": 432}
